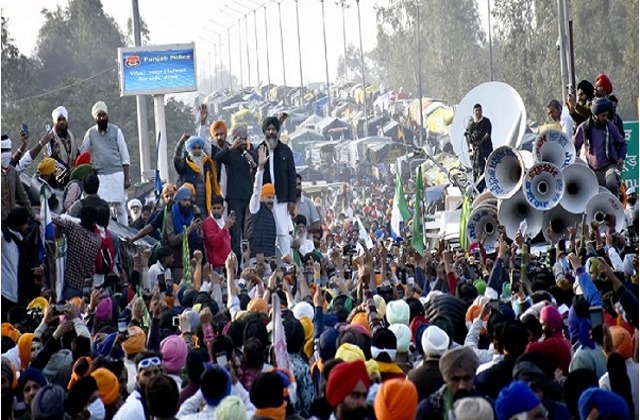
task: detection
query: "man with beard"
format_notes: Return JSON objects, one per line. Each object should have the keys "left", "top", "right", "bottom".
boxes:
{"left": 566, "top": 79, "right": 595, "bottom": 127}
{"left": 573, "top": 97, "right": 626, "bottom": 196}
{"left": 295, "top": 174, "right": 321, "bottom": 234}
{"left": 325, "top": 360, "right": 371, "bottom": 420}
{"left": 1, "top": 136, "right": 34, "bottom": 223}
{"left": 214, "top": 125, "right": 257, "bottom": 260}
{"left": 34, "top": 157, "right": 61, "bottom": 212}
{"left": 114, "top": 351, "right": 164, "bottom": 420}
{"left": 202, "top": 195, "right": 235, "bottom": 271}
{"left": 245, "top": 146, "right": 277, "bottom": 260}
{"left": 126, "top": 184, "right": 177, "bottom": 244}
{"left": 174, "top": 134, "right": 220, "bottom": 215}
{"left": 260, "top": 116, "right": 296, "bottom": 256}
{"left": 197, "top": 104, "right": 229, "bottom": 189}
{"left": 464, "top": 103, "right": 493, "bottom": 192}
{"left": 80, "top": 101, "right": 131, "bottom": 226}
{"left": 164, "top": 186, "right": 202, "bottom": 280}
{"left": 44, "top": 106, "right": 79, "bottom": 185}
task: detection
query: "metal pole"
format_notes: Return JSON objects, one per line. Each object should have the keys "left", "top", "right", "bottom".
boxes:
{"left": 218, "top": 34, "right": 224, "bottom": 91}
{"left": 557, "top": 0, "right": 570, "bottom": 97}
{"left": 153, "top": 95, "right": 168, "bottom": 181}
{"left": 264, "top": 6, "right": 272, "bottom": 87}
{"left": 487, "top": 0, "right": 494, "bottom": 81}
{"left": 254, "top": 10, "right": 261, "bottom": 85}
{"left": 417, "top": 1, "right": 424, "bottom": 147}
{"left": 227, "top": 28, "right": 233, "bottom": 91}
{"left": 237, "top": 19, "right": 244, "bottom": 88}
{"left": 340, "top": 0, "right": 349, "bottom": 82}
{"left": 208, "top": 51, "right": 213, "bottom": 93}
{"left": 213, "top": 44, "right": 219, "bottom": 91}
{"left": 277, "top": 1, "right": 287, "bottom": 105}
{"left": 568, "top": 20, "right": 576, "bottom": 92}
{"left": 321, "top": 0, "right": 331, "bottom": 114}
{"left": 295, "top": 0, "right": 304, "bottom": 88}
{"left": 131, "top": 0, "right": 150, "bottom": 180}
{"left": 356, "top": 0, "right": 368, "bottom": 136}
{"left": 244, "top": 15, "right": 251, "bottom": 86}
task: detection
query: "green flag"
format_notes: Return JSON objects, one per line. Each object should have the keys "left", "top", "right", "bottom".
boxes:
{"left": 391, "top": 174, "right": 411, "bottom": 239}
{"left": 182, "top": 227, "right": 192, "bottom": 288}
{"left": 412, "top": 167, "right": 425, "bottom": 255}
{"left": 460, "top": 192, "right": 471, "bottom": 253}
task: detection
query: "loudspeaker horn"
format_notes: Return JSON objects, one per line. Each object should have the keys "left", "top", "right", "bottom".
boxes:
{"left": 560, "top": 163, "right": 600, "bottom": 214}
{"left": 586, "top": 192, "right": 625, "bottom": 233}
{"left": 472, "top": 191, "right": 498, "bottom": 209}
{"left": 522, "top": 162, "right": 565, "bottom": 210}
{"left": 542, "top": 205, "right": 582, "bottom": 243}
{"left": 466, "top": 206, "right": 499, "bottom": 252}
{"left": 534, "top": 129, "right": 576, "bottom": 169}
{"left": 485, "top": 146, "right": 525, "bottom": 199}
{"left": 498, "top": 190, "right": 544, "bottom": 240}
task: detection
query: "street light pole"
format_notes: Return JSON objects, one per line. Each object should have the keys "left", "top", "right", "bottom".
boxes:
{"left": 227, "top": 27, "right": 233, "bottom": 91}
{"left": 264, "top": 6, "right": 272, "bottom": 88}
{"left": 320, "top": 0, "right": 331, "bottom": 114}
{"left": 487, "top": 0, "right": 494, "bottom": 81}
{"left": 277, "top": 0, "right": 287, "bottom": 105}
{"left": 226, "top": 4, "right": 252, "bottom": 87}
{"left": 416, "top": 1, "right": 424, "bottom": 147}
{"left": 337, "top": 0, "right": 349, "bottom": 82}
{"left": 131, "top": 0, "right": 150, "bottom": 179}
{"left": 294, "top": 0, "right": 304, "bottom": 89}
{"left": 253, "top": 10, "right": 261, "bottom": 85}
{"left": 355, "top": 0, "right": 368, "bottom": 136}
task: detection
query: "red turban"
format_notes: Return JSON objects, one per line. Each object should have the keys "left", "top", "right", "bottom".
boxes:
{"left": 75, "top": 152, "right": 91, "bottom": 167}
{"left": 326, "top": 360, "right": 370, "bottom": 407}
{"left": 595, "top": 74, "right": 613, "bottom": 95}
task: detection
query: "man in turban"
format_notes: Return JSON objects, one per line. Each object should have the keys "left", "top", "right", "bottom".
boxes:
{"left": 325, "top": 360, "right": 371, "bottom": 420}
{"left": 566, "top": 79, "right": 595, "bottom": 127}
{"left": 573, "top": 97, "right": 627, "bottom": 196}
{"left": 44, "top": 105, "right": 78, "bottom": 185}
{"left": 80, "top": 101, "right": 131, "bottom": 225}
{"left": 1, "top": 136, "right": 34, "bottom": 222}
{"left": 245, "top": 146, "right": 277, "bottom": 259}
{"left": 260, "top": 116, "right": 296, "bottom": 256}
{"left": 114, "top": 351, "right": 163, "bottom": 419}
{"left": 417, "top": 346, "right": 481, "bottom": 419}
{"left": 35, "top": 157, "right": 61, "bottom": 212}
{"left": 173, "top": 134, "right": 220, "bottom": 215}
{"left": 595, "top": 73, "right": 613, "bottom": 98}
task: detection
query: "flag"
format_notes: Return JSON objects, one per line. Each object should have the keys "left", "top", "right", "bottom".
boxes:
{"left": 355, "top": 214, "right": 374, "bottom": 249}
{"left": 38, "top": 185, "right": 55, "bottom": 263}
{"left": 54, "top": 237, "right": 66, "bottom": 304}
{"left": 412, "top": 167, "right": 425, "bottom": 255}
{"left": 182, "top": 228, "right": 192, "bottom": 288}
{"left": 154, "top": 132, "right": 163, "bottom": 198}
{"left": 390, "top": 174, "right": 411, "bottom": 240}
{"left": 460, "top": 192, "right": 471, "bottom": 253}
{"left": 271, "top": 293, "right": 291, "bottom": 372}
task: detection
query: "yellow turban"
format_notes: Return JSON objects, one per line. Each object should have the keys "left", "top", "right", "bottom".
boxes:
{"left": 247, "top": 298, "right": 268, "bottom": 313}
{"left": 121, "top": 326, "right": 146, "bottom": 356}
{"left": 37, "top": 158, "right": 57, "bottom": 176}
{"left": 27, "top": 297, "right": 49, "bottom": 313}
{"left": 261, "top": 183, "right": 276, "bottom": 199}
{"left": 299, "top": 317, "right": 314, "bottom": 359}
{"left": 335, "top": 343, "right": 365, "bottom": 362}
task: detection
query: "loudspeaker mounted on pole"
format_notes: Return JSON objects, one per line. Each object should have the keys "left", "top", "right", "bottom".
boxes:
{"left": 498, "top": 190, "right": 544, "bottom": 240}
{"left": 522, "top": 162, "right": 565, "bottom": 210}
{"left": 485, "top": 146, "right": 525, "bottom": 199}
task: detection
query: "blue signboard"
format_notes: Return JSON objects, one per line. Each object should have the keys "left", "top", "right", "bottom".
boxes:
{"left": 118, "top": 43, "right": 197, "bottom": 96}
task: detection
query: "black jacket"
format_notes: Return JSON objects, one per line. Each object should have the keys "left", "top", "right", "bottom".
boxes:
{"left": 214, "top": 146, "right": 257, "bottom": 201}
{"left": 261, "top": 141, "right": 297, "bottom": 203}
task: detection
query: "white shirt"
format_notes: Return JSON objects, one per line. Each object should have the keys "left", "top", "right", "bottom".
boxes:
{"left": 148, "top": 261, "right": 171, "bottom": 292}
{"left": 1, "top": 229, "right": 21, "bottom": 303}
{"left": 176, "top": 385, "right": 255, "bottom": 419}
{"left": 560, "top": 106, "right": 574, "bottom": 139}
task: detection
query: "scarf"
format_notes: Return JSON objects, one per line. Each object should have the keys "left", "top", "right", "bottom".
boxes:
{"left": 171, "top": 202, "right": 193, "bottom": 235}
{"left": 253, "top": 403, "right": 286, "bottom": 420}
{"left": 185, "top": 156, "right": 220, "bottom": 214}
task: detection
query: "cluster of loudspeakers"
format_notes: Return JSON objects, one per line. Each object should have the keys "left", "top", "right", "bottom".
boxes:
{"left": 467, "top": 129, "right": 625, "bottom": 249}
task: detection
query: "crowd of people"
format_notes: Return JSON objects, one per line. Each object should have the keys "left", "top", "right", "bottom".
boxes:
{"left": 0, "top": 71, "right": 638, "bottom": 420}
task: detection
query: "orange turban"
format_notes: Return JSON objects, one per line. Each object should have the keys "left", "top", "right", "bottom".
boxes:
{"left": 247, "top": 298, "right": 268, "bottom": 313}
{"left": 374, "top": 379, "right": 418, "bottom": 420}
{"left": 351, "top": 312, "right": 371, "bottom": 333}
{"left": 261, "top": 183, "right": 276, "bottom": 199}
{"left": 17, "top": 333, "right": 35, "bottom": 370}
{"left": 210, "top": 120, "right": 228, "bottom": 138}
{"left": 1, "top": 323, "right": 21, "bottom": 342}
{"left": 610, "top": 326, "right": 634, "bottom": 359}
{"left": 91, "top": 368, "right": 120, "bottom": 405}
{"left": 67, "top": 356, "right": 92, "bottom": 390}
{"left": 465, "top": 304, "right": 482, "bottom": 323}
{"left": 122, "top": 326, "right": 146, "bottom": 356}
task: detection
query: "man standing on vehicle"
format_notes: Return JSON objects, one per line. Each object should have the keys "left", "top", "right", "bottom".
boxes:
{"left": 465, "top": 103, "right": 493, "bottom": 192}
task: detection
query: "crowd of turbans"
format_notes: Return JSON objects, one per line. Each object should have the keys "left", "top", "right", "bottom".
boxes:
{"left": 0, "top": 71, "right": 639, "bottom": 420}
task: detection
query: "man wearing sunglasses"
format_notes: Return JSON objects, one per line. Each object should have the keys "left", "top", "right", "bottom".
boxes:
{"left": 114, "top": 351, "right": 164, "bottom": 420}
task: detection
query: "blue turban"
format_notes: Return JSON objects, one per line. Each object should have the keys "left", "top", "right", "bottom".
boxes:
{"left": 495, "top": 381, "right": 541, "bottom": 420}
{"left": 185, "top": 136, "right": 205, "bottom": 151}
{"left": 17, "top": 368, "right": 48, "bottom": 402}
{"left": 578, "top": 387, "right": 630, "bottom": 420}
{"left": 591, "top": 98, "right": 612, "bottom": 116}
{"left": 174, "top": 186, "right": 192, "bottom": 203}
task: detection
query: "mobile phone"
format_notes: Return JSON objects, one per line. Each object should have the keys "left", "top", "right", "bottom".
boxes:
{"left": 54, "top": 304, "right": 66, "bottom": 314}
{"left": 118, "top": 320, "right": 128, "bottom": 332}
{"left": 158, "top": 274, "right": 167, "bottom": 293}
{"left": 241, "top": 240, "right": 249, "bottom": 253}
{"left": 165, "top": 277, "right": 174, "bottom": 295}
{"left": 229, "top": 210, "right": 235, "bottom": 218}
{"left": 216, "top": 352, "right": 228, "bottom": 366}
{"left": 21, "top": 123, "right": 28, "bottom": 137}
{"left": 588, "top": 306, "right": 604, "bottom": 328}
{"left": 172, "top": 316, "right": 180, "bottom": 327}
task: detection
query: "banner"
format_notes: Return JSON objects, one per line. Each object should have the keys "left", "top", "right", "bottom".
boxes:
{"left": 118, "top": 43, "right": 197, "bottom": 96}
{"left": 622, "top": 121, "right": 639, "bottom": 188}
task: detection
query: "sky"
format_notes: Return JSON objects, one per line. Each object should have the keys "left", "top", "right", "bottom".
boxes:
{"left": 1, "top": 0, "right": 492, "bottom": 91}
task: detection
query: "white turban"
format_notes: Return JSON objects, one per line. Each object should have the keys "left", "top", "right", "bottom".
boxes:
{"left": 1, "top": 138, "right": 12, "bottom": 149}
{"left": 91, "top": 101, "right": 108, "bottom": 119}
{"left": 51, "top": 106, "right": 68, "bottom": 122}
